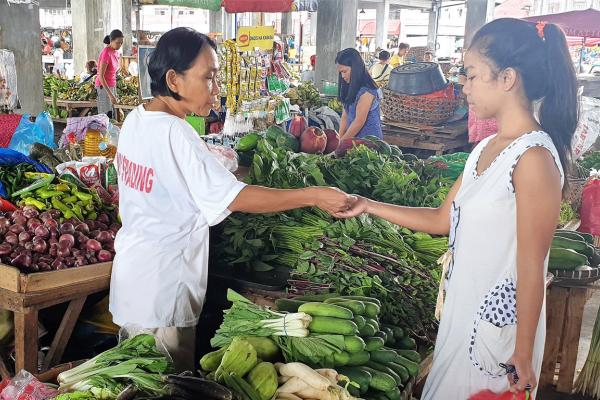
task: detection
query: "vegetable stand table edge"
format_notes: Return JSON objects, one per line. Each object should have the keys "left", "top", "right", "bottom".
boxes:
{"left": 43, "top": 98, "right": 97, "bottom": 118}
{"left": 0, "top": 262, "right": 112, "bottom": 378}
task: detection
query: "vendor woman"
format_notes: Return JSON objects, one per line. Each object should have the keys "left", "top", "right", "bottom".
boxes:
{"left": 109, "top": 27, "right": 356, "bottom": 372}
{"left": 96, "top": 29, "right": 123, "bottom": 118}
{"left": 336, "top": 48, "right": 383, "bottom": 140}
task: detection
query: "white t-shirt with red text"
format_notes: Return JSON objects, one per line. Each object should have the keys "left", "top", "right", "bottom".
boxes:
{"left": 109, "top": 105, "right": 246, "bottom": 328}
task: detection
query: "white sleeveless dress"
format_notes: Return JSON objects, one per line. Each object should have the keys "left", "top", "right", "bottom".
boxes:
{"left": 421, "top": 131, "right": 564, "bottom": 399}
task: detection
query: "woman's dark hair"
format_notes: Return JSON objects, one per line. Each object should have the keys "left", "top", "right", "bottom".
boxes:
{"left": 469, "top": 18, "right": 578, "bottom": 175}
{"left": 378, "top": 50, "right": 391, "bottom": 61}
{"left": 335, "top": 48, "right": 378, "bottom": 107}
{"left": 103, "top": 29, "right": 124, "bottom": 45}
{"left": 399, "top": 43, "right": 410, "bottom": 50}
{"left": 148, "top": 27, "right": 216, "bottom": 100}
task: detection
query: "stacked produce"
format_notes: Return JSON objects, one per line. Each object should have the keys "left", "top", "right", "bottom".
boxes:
{"left": 116, "top": 76, "right": 142, "bottom": 106}
{"left": 549, "top": 229, "right": 600, "bottom": 271}
{"left": 285, "top": 81, "right": 321, "bottom": 110}
{"left": 44, "top": 75, "right": 96, "bottom": 102}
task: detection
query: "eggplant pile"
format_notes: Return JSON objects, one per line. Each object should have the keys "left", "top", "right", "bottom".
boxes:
{"left": 0, "top": 206, "right": 120, "bottom": 272}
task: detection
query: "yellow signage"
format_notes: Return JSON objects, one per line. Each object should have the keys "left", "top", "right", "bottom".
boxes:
{"left": 237, "top": 26, "right": 275, "bottom": 51}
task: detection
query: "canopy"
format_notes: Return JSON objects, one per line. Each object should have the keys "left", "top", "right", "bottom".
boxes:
{"left": 522, "top": 8, "right": 600, "bottom": 38}
{"left": 359, "top": 20, "right": 401, "bottom": 37}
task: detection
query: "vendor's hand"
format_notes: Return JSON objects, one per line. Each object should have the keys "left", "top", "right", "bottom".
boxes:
{"left": 333, "top": 195, "right": 369, "bottom": 219}
{"left": 507, "top": 353, "right": 536, "bottom": 394}
{"left": 312, "top": 187, "right": 356, "bottom": 216}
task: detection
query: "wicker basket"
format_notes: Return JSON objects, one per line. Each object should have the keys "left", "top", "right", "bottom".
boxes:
{"left": 381, "top": 88, "right": 459, "bottom": 126}
{"left": 551, "top": 267, "right": 600, "bottom": 286}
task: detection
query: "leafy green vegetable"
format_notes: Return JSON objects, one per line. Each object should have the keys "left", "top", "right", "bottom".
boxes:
{"left": 275, "top": 335, "right": 346, "bottom": 367}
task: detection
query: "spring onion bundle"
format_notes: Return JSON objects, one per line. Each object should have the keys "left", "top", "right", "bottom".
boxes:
{"left": 575, "top": 305, "right": 600, "bottom": 398}
{"left": 211, "top": 289, "right": 312, "bottom": 348}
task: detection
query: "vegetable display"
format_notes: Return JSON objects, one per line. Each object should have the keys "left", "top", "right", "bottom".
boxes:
{"left": 549, "top": 229, "right": 599, "bottom": 271}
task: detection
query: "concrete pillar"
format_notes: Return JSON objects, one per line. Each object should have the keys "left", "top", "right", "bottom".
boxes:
{"left": 375, "top": 0, "right": 390, "bottom": 50}
{"left": 209, "top": 9, "right": 224, "bottom": 34}
{"left": 121, "top": 0, "right": 133, "bottom": 56}
{"left": 427, "top": 1, "right": 441, "bottom": 52}
{"left": 0, "top": 1, "right": 43, "bottom": 114}
{"left": 281, "top": 12, "right": 294, "bottom": 35}
{"left": 224, "top": 12, "right": 236, "bottom": 39}
{"left": 72, "top": 0, "right": 107, "bottom": 74}
{"left": 464, "top": 0, "right": 495, "bottom": 48}
{"left": 315, "top": 0, "right": 358, "bottom": 89}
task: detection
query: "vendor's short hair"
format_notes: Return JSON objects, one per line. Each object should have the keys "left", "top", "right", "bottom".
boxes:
{"left": 399, "top": 43, "right": 410, "bottom": 50}
{"left": 378, "top": 51, "right": 391, "bottom": 61}
{"left": 148, "top": 27, "right": 217, "bottom": 100}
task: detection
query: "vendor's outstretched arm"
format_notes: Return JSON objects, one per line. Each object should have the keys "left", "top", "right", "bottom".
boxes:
{"left": 229, "top": 185, "right": 356, "bottom": 216}
{"left": 335, "top": 175, "right": 463, "bottom": 235}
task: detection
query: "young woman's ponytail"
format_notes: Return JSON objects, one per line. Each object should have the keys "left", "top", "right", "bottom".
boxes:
{"left": 103, "top": 35, "right": 111, "bottom": 45}
{"left": 538, "top": 23, "right": 579, "bottom": 173}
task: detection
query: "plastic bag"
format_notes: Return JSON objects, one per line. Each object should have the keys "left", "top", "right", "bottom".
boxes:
{"left": 572, "top": 96, "right": 600, "bottom": 160}
{"left": 8, "top": 112, "right": 56, "bottom": 156}
{"left": 0, "top": 370, "right": 57, "bottom": 400}
{"left": 0, "top": 50, "right": 19, "bottom": 112}
{"left": 579, "top": 174, "right": 600, "bottom": 236}
{"left": 207, "top": 144, "right": 239, "bottom": 172}
{"left": 0, "top": 148, "right": 52, "bottom": 199}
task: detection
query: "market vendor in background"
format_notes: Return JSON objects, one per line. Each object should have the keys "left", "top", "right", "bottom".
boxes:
{"left": 300, "top": 54, "right": 316, "bottom": 83}
{"left": 95, "top": 29, "right": 123, "bottom": 118}
{"left": 336, "top": 48, "right": 383, "bottom": 140}
{"left": 109, "top": 27, "right": 357, "bottom": 372}
{"left": 423, "top": 51, "right": 435, "bottom": 62}
{"left": 390, "top": 42, "right": 410, "bottom": 67}
{"left": 370, "top": 50, "right": 392, "bottom": 86}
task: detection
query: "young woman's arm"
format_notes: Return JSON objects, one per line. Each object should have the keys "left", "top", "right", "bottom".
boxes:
{"left": 340, "top": 92, "right": 374, "bottom": 140}
{"left": 339, "top": 110, "right": 348, "bottom": 137}
{"left": 335, "top": 175, "right": 463, "bottom": 235}
{"left": 510, "top": 147, "right": 562, "bottom": 393}
{"left": 97, "top": 62, "right": 117, "bottom": 103}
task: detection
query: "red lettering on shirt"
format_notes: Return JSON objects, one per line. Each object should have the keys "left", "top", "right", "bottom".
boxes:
{"left": 116, "top": 152, "right": 155, "bottom": 194}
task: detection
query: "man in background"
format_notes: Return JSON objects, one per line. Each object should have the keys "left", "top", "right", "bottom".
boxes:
{"left": 390, "top": 43, "right": 410, "bottom": 67}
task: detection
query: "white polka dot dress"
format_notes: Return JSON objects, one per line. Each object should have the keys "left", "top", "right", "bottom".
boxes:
{"left": 421, "top": 131, "right": 563, "bottom": 399}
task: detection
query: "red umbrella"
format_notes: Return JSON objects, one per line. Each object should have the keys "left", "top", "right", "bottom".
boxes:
{"left": 522, "top": 8, "right": 600, "bottom": 38}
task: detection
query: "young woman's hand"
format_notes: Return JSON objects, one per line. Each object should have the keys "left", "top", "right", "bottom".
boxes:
{"left": 312, "top": 187, "right": 357, "bottom": 216}
{"left": 333, "top": 195, "right": 369, "bottom": 218}
{"left": 507, "top": 353, "right": 536, "bottom": 393}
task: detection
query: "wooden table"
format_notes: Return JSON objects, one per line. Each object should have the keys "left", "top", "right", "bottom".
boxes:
{"left": 540, "top": 281, "right": 599, "bottom": 393}
{"left": 43, "top": 98, "right": 97, "bottom": 119}
{"left": 382, "top": 119, "right": 469, "bottom": 155}
{"left": 0, "top": 263, "right": 112, "bottom": 378}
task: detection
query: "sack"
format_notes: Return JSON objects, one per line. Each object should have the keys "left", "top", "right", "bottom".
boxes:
{"left": 579, "top": 175, "right": 600, "bottom": 236}
{"left": 8, "top": 112, "right": 55, "bottom": 156}
{"left": 572, "top": 96, "right": 600, "bottom": 160}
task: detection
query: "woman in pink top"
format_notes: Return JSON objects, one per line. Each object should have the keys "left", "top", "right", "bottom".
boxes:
{"left": 96, "top": 29, "right": 124, "bottom": 118}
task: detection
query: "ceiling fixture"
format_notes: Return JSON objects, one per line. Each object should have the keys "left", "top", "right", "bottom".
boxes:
{"left": 360, "top": 8, "right": 366, "bottom": 14}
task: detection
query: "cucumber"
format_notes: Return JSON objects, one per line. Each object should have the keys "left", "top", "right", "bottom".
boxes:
{"left": 387, "top": 362, "right": 410, "bottom": 384}
{"left": 552, "top": 237, "right": 594, "bottom": 258}
{"left": 359, "top": 321, "right": 377, "bottom": 337}
{"left": 339, "top": 377, "right": 361, "bottom": 397}
{"left": 309, "top": 316, "right": 359, "bottom": 335}
{"left": 385, "top": 387, "right": 402, "bottom": 400}
{"left": 366, "top": 361, "right": 403, "bottom": 387}
{"left": 294, "top": 293, "right": 340, "bottom": 301}
{"left": 383, "top": 324, "right": 404, "bottom": 340}
{"left": 371, "top": 349, "right": 399, "bottom": 364}
{"left": 394, "top": 349, "right": 421, "bottom": 363}
{"left": 345, "top": 335, "right": 367, "bottom": 353}
{"left": 334, "top": 351, "right": 351, "bottom": 367}
{"left": 375, "top": 330, "right": 388, "bottom": 343}
{"left": 395, "top": 355, "right": 419, "bottom": 377}
{"left": 381, "top": 327, "right": 395, "bottom": 345}
{"left": 365, "top": 391, "right": 389, "bottom": 400}
{"left": 592, "top": 250, "right": 600, "bottom": 267}
{"left": 346, "top": 350, "right": 371, "bottom": 366}
{"left": 395, "top": 336, "right": 417, "bottom": 350}
{"left": 336, "top": 295, "right": 382, "bottom": 308}
{"left": 365, "top": 336, "right": 386, "bottom": 352}
{"left": 354, "top": 315, "right": 367, "bottom": 329}
{"left": 555, "top": 230, "right": 587, "bottom": 242}
{"left": 549, "top": 248, "right": 589, "bottom": 270}
{"left": 364, "top": 302, "right": 381, "bottom": 318}
{"left": 298, "top": 302, "right": 354, "bottom": 319}
{"left": 337, "top": 367, "right": 372, "bottom": 395}
{"left": 275, "top": 298, "right": 306, "bottom": 313}
{"left": 578, "top": 232, "right": 595, "bottom": 244}
{"left": 334, "top": 300, "right": 367, "bottom": 316}
{"left": 366, "top": 318, "right": 380, "bottom": 332}
{"left": 358, "top": 366, "right": 397, "bottom": 392}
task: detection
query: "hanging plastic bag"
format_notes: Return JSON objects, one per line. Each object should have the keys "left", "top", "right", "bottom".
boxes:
{"left": 8, "top": 112, "right": 56, "bottom": 156}
{"left": 579, "top": 172, "right": 600, "bottom": 236}
{"left": 571, "top": 96, "right": 600, "bottom": 161}
{"left": 0, "top": 370, "right": 57, "bottom": 400}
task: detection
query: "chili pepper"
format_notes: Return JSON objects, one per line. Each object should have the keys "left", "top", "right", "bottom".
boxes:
{"left": 74, "top": 191, "right": 93, "bottom": 202}
{"left": 23, "top": 197, "right": 46, "bottom": 210}
{"left": 63, "top": 210, "right": 74, "bottom": 219}
{"left": 70, "top": 204, "right": 84, "bottom": 220}
{"left": 55, "top": 184, "right": 70, "bottom": 192}
{"left": 87, "top": 211, "right": 98, "bottom": 221}
{"left": 62, "top": 195, "right": 78, "bottom": 204}
{"left": 51, "top": 197, "right": 72, "bottom": 218}
{"left": 85, "top": 203, "right": 95, "bottom": 212}
{"left": 0, "top": 198, "right": 17, "bottom": 212}
{"left": 38, "top": 189, "right": 64, "bottom": 199}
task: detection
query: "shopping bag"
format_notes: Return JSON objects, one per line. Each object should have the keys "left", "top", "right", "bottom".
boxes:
{"left": 8, "top": 112, "right": 55, "bottom": 155}
{"left": 579, "top": 174, "right": 600, "bottom": 236}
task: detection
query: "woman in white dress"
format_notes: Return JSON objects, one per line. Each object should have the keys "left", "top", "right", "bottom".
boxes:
{"left": 339, "top": 18, "right": 579, "bottom": 398}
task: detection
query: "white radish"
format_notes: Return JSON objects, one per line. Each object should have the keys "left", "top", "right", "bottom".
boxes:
{"left": 275, "top": 394, "right": 303, "bottom": 400}
{"left": 295, "top": 385, "right": 334, "bottom": 400}
{"left": 278, "top": 375, "right": 291, "bottom": 385}
{"left": 276, "top": 377, "right": 308, "bottom": 394}
{"left": 316, "top": 368, "right": 339, "bottom": 385}
{"left": 278, "top": 362, "right": 331, "bottom": 391}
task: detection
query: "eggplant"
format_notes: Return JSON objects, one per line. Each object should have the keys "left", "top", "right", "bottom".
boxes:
{"left": 166, "top": 375, "right": 233, "bottom": 400}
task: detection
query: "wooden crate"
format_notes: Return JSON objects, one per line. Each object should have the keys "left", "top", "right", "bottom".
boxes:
{"left": 0, "top": 263, "right": 112, "bottom": 293}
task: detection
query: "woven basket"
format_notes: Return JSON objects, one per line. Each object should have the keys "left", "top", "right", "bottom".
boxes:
{"left": 551, "top": 267, "right": 600, "bottom": 286}
{"left": 381, "top": 88, "right": 459, "bottom": 126}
